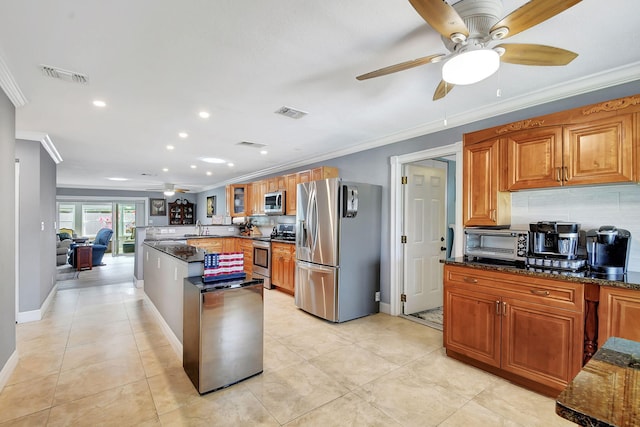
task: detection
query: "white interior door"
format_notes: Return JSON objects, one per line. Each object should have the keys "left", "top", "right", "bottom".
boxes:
{"left": 403, "top": 163, "right": 446, "bottom": 314}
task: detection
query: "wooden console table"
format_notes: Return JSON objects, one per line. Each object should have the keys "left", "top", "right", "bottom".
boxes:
{"left": 76, "top": 245, "right": 93, "bottom": 271}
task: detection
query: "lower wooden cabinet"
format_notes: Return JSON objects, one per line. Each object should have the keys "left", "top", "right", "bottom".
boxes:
{"left": 187, "top": 238, "right": 223, "bottom": 254}
{"left": 444, "top": 264, "right": 584, "bottom": 396}
{"left": 598, "top": 286, "right": 640, "bottom": 343}
{"left": 237, "top": 238, "right": 254, "bottom": 275}
{"left": 272, "top": 242, "right": 295, "bottom": 294}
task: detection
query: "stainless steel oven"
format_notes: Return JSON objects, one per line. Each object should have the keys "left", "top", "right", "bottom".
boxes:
{"left": 252, "top": 239, "right": 272, "bottom": 289}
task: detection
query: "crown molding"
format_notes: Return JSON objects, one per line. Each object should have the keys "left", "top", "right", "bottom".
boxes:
{"left": 16, "top": 131, "right": 63, "bottom": 164}
{"left": 0, "top": 54, "right": 27, "bottom": 107}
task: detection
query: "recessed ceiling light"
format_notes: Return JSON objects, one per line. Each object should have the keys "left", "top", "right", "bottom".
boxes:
{"left": 178, "top": 132, "right": 188, "bottom": 138}
{"left": 260, "top": 150, "right": 268, "bottom": 155}
{"left": 227, "top": 162, "right": 234, "bottom": 167}
{"left": 107, "top": 177, "right": 128, "bottom": 181}
{"left": 190, "top": 165, "right": 197, "bottom": 169}
{"left": 162, "top": 168, "right": 169, "bottom": 172}
{"left": 93, "top": 100, "right": 106, "bottom": 107}
{"left": 206, "top": 171, "right": 212, "bottom": 176}
{"left": 200, "top": 157, "right": 226, "bottom": 164}
{"left": 166, "top": 145, "right": 174, "bottom": 150}
{"left": 199, "top": 111, "right": 210, "bottom": 119}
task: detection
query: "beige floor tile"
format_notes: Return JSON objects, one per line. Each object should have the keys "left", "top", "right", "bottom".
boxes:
{"left": 139, "top": 344, "right": 182, "bottom": 378}
{"left": 16, "top": 317, "right": 72, "bottom": 342}
{"left": 245, "top": 361, "right": 348, "bottom": 424}
{"left": 0, "top": 409, "right": 50, "bottom": 427}
{"left": 354, "top": 365, "right": 469, "bottom": 426}
{"left": 404, "top": 348, "right": 499, "bottom": 399}
{"left": 278, "top": 328, "right": 353, "bottom": 360}
{"left": 0, "top": 373, "right": 58, "bottom": 424}
{"left": 472, "top": 378, "right": 575, "bottom": 426}
{"left": 146, "top": 366, "right": 202, "bottom": 415}
{"left": 134, "top": 328, "right": 171, "bottom": 353}
{"left": 355, "top": 328, "right": 442, "bottom": 366}
{"left": 7, "top": 349, "right": 65, "bottom": 386}
{"left": 285, "top": 392, "right": 402, "bottom": 427}
{"left": 66, "top": 318, "right": 133, "bottom": 348}
{"left": 439, "top": 400, "right": 522, "bottom": 426}
{"left": 159, "top": 386, "right": 278, "bottom": 426}
{"left": 309, "top": 344, "right": 399, "bottom": 391}
{"left": 73, "top": 303, "right": 129, "bottom": 323}
{"left": 263, "top": 337, "right": 306, "bottom": 373}
{"left": 61, "top": 333, "right": 139, "bottom": 371}
{"left": 53, "top": 354, "right": 146, "bottom": 405}
{"left": 47, "top": 379, "right": 157, "bottom": 427}
{"left": 16, "top": 329, "right": 69, "bottom": 356}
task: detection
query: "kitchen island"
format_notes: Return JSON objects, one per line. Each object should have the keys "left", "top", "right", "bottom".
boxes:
{"left": 556, "top": 337, "right": 640, "bottom": 426}
{"left": 442, "top": 258, "right": 640, "bottom": 397}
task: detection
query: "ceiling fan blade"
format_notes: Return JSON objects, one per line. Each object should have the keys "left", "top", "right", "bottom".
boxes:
{"left": 490, "top": 0, "right": 582, "bottom": 39}
{"left": 408, "top": 0, "right": 469, "bottom": 40}
{"left": 433, "top": 80, "right": 454, "bottom": 101}
{"left": 497, "top": 44, "right": 578, "bottom": 66}
{"left": 356, "top": 54, "right": 444, "bottom": 80}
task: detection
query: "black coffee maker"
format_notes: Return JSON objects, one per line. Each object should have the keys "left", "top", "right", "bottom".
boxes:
{"left": 586, "top": 225, "right": 631, "bottom": 278}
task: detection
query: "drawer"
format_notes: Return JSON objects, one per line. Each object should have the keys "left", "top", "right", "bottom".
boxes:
{"left": 444, "top": 265, "right": 584, "bottom": 312}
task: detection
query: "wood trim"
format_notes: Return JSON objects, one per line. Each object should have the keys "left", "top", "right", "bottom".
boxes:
{"left": 582, "top": 95, "right": 640, "bottom": 115}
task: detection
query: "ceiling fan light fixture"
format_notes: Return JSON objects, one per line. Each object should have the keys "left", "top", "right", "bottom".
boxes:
{"left": 442, "top": 49, "right": 500, "bottom": 85}
{"left": 163, "top": 190, "right": 175, "bottom": 197}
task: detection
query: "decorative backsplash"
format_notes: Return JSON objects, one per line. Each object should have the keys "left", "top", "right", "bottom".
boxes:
{"left": 510, "top": 184, "right": 640, "bottom": 272}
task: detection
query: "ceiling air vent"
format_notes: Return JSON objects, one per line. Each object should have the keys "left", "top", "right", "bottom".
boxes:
{"left": 275, "top": 106, "right": 308, "bottom": 119}
{"left": 236, "top": 141, "right": 267, "bottom": 148}
{"left": 40, "top": 64, "right": 88, "bottom": 84}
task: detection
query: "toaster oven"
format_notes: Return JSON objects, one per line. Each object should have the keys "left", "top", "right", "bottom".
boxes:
{"left": 464, "top": 228, "right": 529, "bottom": 262}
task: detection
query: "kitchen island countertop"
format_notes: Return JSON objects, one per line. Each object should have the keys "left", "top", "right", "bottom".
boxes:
{"left": 556, "top": 337, "right": 640, "bottom": 426}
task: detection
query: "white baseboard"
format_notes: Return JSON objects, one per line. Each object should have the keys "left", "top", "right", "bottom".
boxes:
{"left": 380, "top": 302, "right": 391, "bottom": 315}
{"left": 16, "top": 284, "right": 58, "bottom": 324}
{"left": 143, "top": 293, "right": 182, "bottom": 362}
{"left": 135, "top": 279, "right": 144, "bottom": 289}
{"left": 0, "top": 350, "right": 18, "bottom": 393}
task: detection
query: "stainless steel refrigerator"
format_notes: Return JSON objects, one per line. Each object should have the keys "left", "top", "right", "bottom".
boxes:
{"left": 295, "top": 178, "right": 382, "bottom": 322}
{"left": 183, "top": 277, "right": 263, "bottom": 394}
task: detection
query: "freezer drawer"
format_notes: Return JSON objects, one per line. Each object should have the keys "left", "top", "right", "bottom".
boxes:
{"left": 295, "top": 260, "right": 338, "bottom": 322}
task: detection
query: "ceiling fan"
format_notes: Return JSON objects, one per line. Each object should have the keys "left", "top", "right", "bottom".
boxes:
{"left": 147, "top": 183, "right": 191, "bottom": 196}
{"left": 356, "top": 0, "right": 581, "bottom": 100}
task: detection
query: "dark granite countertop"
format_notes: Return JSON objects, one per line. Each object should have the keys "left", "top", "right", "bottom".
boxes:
{"left": 143, "top": 241, "right": 205, "bottom": 263}
{"left": 556, "top": 337, "right": 640, "bottom": 426}
{"left": 444, "top": 257, "right": 640, "bottom": 291}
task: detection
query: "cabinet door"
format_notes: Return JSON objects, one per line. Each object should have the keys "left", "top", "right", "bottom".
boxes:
{"left": 506, "top": 127, "right": 563, "bottom": 190}
{"left": 563, "top": 114, "right": 635, "bottom": 186}
{"left": 598, "top": 286, "right": 640, "bottom": 343}
{"left": 501, "top": 297, "right": 583, "bottom": 390}
{"left": 229, "top": 184, "right": 247, "bottom": 217}
{"left": 271, "top": 245, "right": 284, "bottom": 287}
{"left": 282, "top": 245, "right": 295, "bottom": 293}
{"left": 463, "top": 139, "right": 510, "bottom": 226}
{"left": 444, "top": 285, "right": 501, "bottom": 368}
{"left": 222, "top": 237, "right": 237, "bottom": 253}
{"left": 286, "top": 173, "right": 298, "bottom": 216}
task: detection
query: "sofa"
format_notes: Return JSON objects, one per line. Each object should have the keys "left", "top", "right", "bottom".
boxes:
{"left": 56, "top": 236, "right": 73, "bottom": 266}
{"left": 68, "top": 228, "right": 114, "bottom": 267}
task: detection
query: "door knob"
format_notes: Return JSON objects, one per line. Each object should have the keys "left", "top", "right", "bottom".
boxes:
{"left": 440, "top": 246, "right": 447, "bottom": 251}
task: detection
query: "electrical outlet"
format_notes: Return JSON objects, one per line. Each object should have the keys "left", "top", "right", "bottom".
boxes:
{"left": 375, "top": 291, "right": 380, "bottom": 302}
{"left": 228, "top": 227, "right": 235, "bottom": 232}
{"left": 41, "top": 221, "right": 45, "bottom": 231}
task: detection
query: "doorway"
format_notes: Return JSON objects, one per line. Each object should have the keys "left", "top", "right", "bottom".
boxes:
{"left": 389, "top": 142, "right": 463, "bottom": 323}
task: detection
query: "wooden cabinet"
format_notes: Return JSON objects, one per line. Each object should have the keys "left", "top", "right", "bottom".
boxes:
{"left": 272, "top": 242, "right": 295, "bottom": 294}
{"left": 285, "top": 173, "right": 298, "bottom": 216}
{"left": 506, "top": 115, "right": 635, "bottom": 190}
{"left": 444, "top": 264, "right": 584, "bottom": 395}
{"left": 237, "top": 238, "right": 254, "bottom": 275}
{"left": 311, "top": 166, "right": 338, "bottom": 181}
{"left": 463, "top": 138, "right": 511, "bottom": 226}
{"left": 75, "top": 245, "right": 93, "bottom": 271}
{"left": 168, "top": 200, "right": 195, "bottom": 225}
{"left": 187, "top": 237, "right": 237, "bottom": 254}
{"left": 248, "top": 180, "right": 266, "bottom": 216}
{"left": 267, "top": 176, "right": 286, "bottom": 192}
{"left": 598, "top": 286, "right": 640, "bottom": 343}
{"left": 226, "top": 184, "right": 248, "bottom": 217}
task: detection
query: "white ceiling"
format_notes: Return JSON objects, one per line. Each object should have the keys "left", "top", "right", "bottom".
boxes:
{"left": 1, "top": 0, "right": 639, "bottom": 193}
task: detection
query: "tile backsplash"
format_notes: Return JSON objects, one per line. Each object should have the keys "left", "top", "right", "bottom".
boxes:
{"left": 510, "top": 184, "right": 640, "bottom": 272}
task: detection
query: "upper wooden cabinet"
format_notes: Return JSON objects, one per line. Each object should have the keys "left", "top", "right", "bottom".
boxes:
{"left": 463, "top": 138, "right": 511, "bottom": 226}
{"left": 248, "top": 180, "right": 266, "bottom": 216}
{"left": 285, "top": 173, "right": 298, "bottom": 216}
{"left": 506, "top": 115, "right": 635, "bottom": 190}
{"left": 226, "top": 184, "right": 248, "bottom": 217}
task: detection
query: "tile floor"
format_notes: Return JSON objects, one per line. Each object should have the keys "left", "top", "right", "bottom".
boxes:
{"left": 0, "top": 256, "right": 574, "bottom": 426}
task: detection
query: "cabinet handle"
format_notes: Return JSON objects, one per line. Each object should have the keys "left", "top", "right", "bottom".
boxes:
{"left": 563, "top": 166, "right": 569, "bottom": 182}
{"left": 463, "top": 277, "right": 478, "bottom": 284}
{"left": 496, "top": 300, "right": 501, "bottom": 316}
{"left": 556, "top": 167, "right": 561, "bottom": 182}
{"left": 530, "top": 289, "right": 551, "bottom": 296}
{"left": 502, "top": 301, "right": 507, "bottom": 316}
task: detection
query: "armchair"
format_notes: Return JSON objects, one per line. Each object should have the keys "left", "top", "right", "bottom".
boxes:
{"left": 56, "top": 236, "right": 73, "bottom": 266}
{"left": 68, "top": 228, "right": 114, "bottom": 267}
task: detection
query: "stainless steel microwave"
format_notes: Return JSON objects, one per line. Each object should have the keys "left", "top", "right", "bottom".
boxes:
{"left": 264, "top": 190, "right": 286, "bottom": 215}
{"left": 463, "top": 228, "right": 529, "bottom": 262}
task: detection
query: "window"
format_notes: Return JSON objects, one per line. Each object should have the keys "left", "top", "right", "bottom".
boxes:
{"left": 58, "top": 203, "right": 75, "bottom": 231}
{"left": 81, "top": 204, "right": 113, "bottom": 237}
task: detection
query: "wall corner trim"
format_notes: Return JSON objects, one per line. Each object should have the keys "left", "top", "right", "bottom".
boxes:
{"left": 16, "top": 131, "right": 63, "bottom": 164}
{"left": 0, "top": 350, "right": 19, "bottom": 394}
{"left": 0, "top": 55, "right": 27, "bottom": 107}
